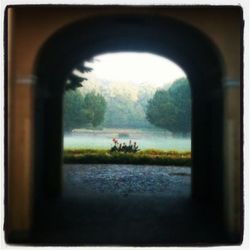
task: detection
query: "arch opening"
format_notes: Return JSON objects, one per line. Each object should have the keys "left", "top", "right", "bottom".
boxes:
{"left": 62, "top": 52, "right": 192, "bottom": 200}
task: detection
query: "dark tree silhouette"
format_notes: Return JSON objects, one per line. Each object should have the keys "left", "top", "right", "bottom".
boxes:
{"left": 146, "top": 78, "right": 191, "bottom": 134}
{"left": 65, "top": 63, "right": 92, "bottom": 91}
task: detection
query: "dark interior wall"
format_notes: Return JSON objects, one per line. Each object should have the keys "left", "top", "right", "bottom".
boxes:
{"left": 12, "top": 6, "right": 241, "bottom": 79}
{"left": 6, "top": 6, "right": 242, "bottom": 240}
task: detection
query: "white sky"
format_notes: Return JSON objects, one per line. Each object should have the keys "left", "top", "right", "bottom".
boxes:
{"left": 83, "top": 52, "right": 186, "bottom": 87}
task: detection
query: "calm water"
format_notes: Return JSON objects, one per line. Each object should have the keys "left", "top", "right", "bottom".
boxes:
{"left": 64, "top": 131, "right": 191, "bottom": 151}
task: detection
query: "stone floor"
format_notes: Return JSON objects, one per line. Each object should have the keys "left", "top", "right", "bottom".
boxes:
{"left": 33, "top": 164, "right": 227, "bottom": 245}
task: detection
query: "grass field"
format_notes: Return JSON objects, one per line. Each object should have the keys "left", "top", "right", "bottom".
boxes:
{"left": 64, "top": 149, "right": 191, "bottom": 166}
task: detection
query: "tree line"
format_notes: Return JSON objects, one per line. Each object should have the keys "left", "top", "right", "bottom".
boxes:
{"left": 63, "top": 77, "right": 191, "bottom": 134}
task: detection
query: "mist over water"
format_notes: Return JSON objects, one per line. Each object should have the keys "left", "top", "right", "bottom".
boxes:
{"left": 64, "top": 129, "right": 191, "bottom": 151}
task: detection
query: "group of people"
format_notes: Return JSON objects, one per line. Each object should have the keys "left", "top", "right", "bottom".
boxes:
{"left": 110, "top": 138, "right": 140, "bottom": 153}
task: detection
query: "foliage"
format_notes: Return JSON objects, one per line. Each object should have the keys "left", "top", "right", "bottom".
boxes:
{"left": 64, "top": 66, "right": 191, "bottom": 131}
{"left": 103, "top": 89, "right": 153, "bottom": 129}
{"left": 63, "top": 148, "right": 191, "bottom": 166}
{"left": 78, "top": 78, "right": 156, "bottom": 129}
{"left": 65, "top": 64, "right": 92, "bottom": 90}
{"left": 63, "top": 90, "right": 107, "bottom": 132}
{"left": 146, "top": 78, "right": 191, "bottom": 134}
{"left": 110, "top": 138, "right": 140, "bottom": 153}
{"left": 82, "top": 92, "right": 107, "bottom": 127}
{"left": 64, "top": 90, "right": 85, "bottom": 132}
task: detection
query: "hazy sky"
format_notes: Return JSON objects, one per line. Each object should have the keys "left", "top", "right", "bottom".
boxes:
{"left": 83, "top": 52, "right": 186, "bottom": 87}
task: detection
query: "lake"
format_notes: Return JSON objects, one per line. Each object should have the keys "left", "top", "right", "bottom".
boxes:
{"left": 64, "top": 128, "right": 191, "bottom": 151}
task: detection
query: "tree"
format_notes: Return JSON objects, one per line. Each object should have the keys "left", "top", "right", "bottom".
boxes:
{"left": 63, "top": 90, "right": 107, "bottom": 132}
{"left": 64, "top": 90, "right": 86, "bottom": 132}
{"left": 82, "top": 91, "right": 107, "bottom": 127}
{"left": 146, "top": 78, "right": 191, "bottom": 134}
{"left": 65, "top": 63, "right": 92, "bottom": 91}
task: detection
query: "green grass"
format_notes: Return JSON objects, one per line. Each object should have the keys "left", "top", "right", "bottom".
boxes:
{"left": 64, "top": 148, "right": 191, "bottom": 166}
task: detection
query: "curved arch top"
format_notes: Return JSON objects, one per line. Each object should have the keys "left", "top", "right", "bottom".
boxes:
{"left": 34, "top": 14, "right": 224, "bottom": 95}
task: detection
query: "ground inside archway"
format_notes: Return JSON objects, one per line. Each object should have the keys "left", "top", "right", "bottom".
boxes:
{"left": 35, "top": 164, "right": 227, "bottom": 245}
{"left": 64, "top": 164, "right": 191, "bottom": 196}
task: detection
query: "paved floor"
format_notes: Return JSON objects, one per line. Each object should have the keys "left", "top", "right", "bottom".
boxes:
{"left": 34, "top": 164, "right": 227, "bottom": 245}
{"left": 63, "top": 164, "right": 191, "bottom": 196}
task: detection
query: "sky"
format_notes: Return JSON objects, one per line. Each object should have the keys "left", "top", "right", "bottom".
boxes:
{"left": 80, "top": 52, "right": 186, "bottom": 87}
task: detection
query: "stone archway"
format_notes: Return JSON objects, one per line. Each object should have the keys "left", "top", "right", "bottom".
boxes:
{"left": 33, "top": 13, "right": 224, "bottom": 227}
